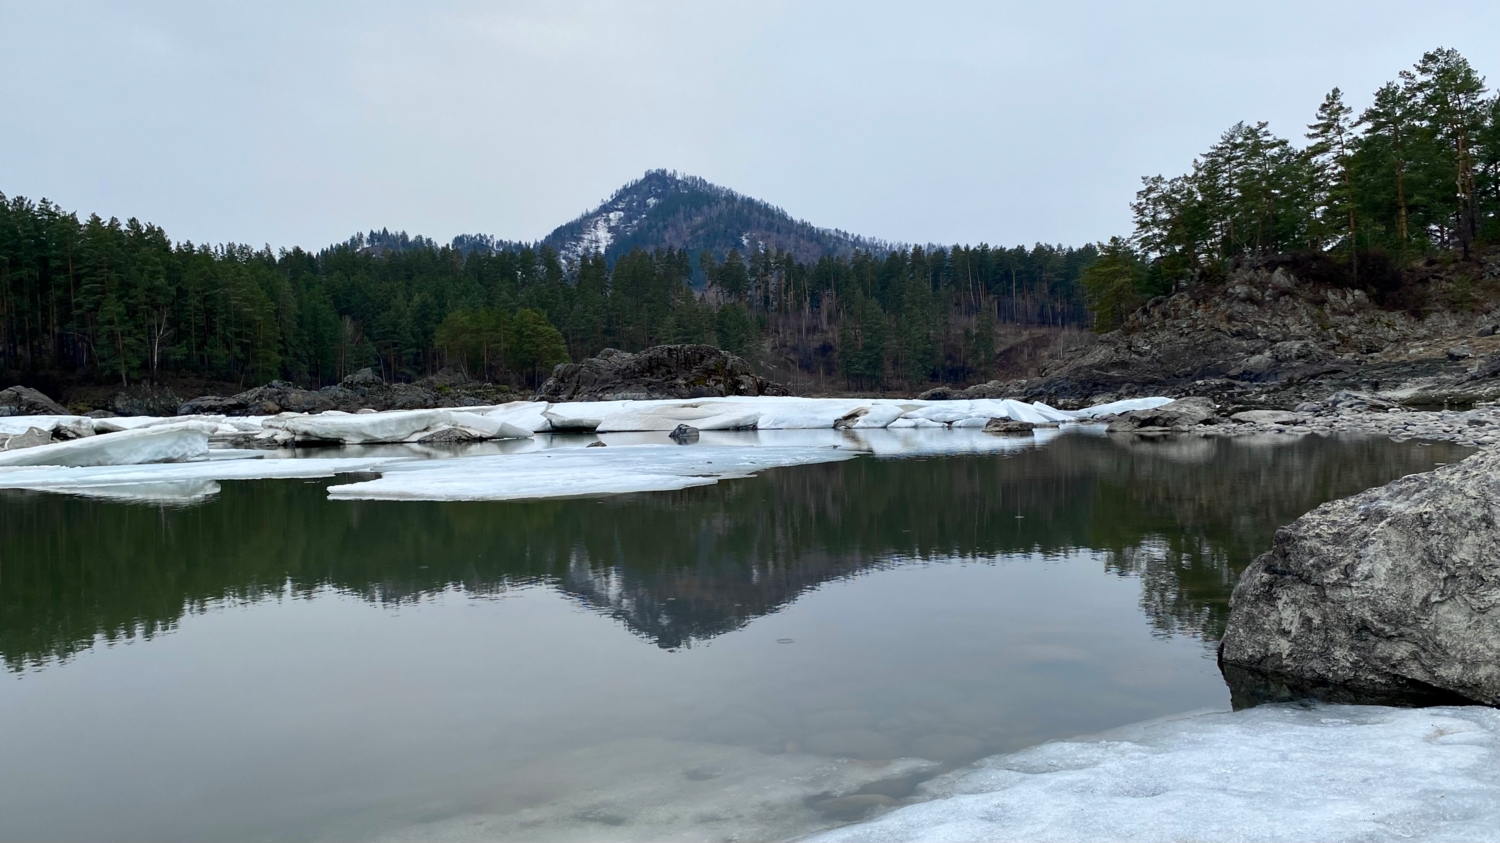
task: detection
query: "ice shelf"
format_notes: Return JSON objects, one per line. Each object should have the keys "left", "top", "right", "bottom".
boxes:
{"left": 808, "top": 704, "right": 1500, "bottom": 843}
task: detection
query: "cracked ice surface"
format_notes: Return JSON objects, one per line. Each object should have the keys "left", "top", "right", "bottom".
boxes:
{"left": 808, "top": 704, "right": 1500, "bottom": 843}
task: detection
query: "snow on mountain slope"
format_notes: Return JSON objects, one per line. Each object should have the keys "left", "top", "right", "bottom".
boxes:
{"left": 538, "top": 170, "right": 893, "bottom": 266}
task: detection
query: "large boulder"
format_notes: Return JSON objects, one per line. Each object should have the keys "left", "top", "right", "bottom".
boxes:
{"left": 536, "top": 345, "right": 788, "bottom": 402}
{"left": 1107, "top": 397, "right": 1220, "bottom": 431}
{"left": 0, "top": 385, "right": 68, "bottom": 417}
{"left": 1220, "top": 446, "right": 1500, "bottom": 705}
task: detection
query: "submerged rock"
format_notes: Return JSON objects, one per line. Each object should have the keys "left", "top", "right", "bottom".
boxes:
{"left": 668, "top": 423, "right": 700, "bottom": 443}
{"left": 0, "top": 385, "right": 68, "bottom": 417}
{"left": 536, "top": 344, "right": 788, "bottom": 401}
{"left": 1220, "top": 446, "right": 1500, "bottom": 705}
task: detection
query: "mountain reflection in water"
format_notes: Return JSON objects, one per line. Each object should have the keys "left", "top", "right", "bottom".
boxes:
{"left": 0, "top": 431, "right": 1468, "bottom": 672}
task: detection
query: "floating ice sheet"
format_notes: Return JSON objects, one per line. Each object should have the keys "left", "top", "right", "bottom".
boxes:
{"left": 0, "top": 453, "right": 409, "bottom": 502}
{"left": 326, "top": 443, "right": 860, "bottom": 501}
{"left": 809, "top": 704, "right": 1500, "bottom": 843}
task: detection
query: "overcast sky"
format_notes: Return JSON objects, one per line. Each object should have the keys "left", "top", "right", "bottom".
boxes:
{"left": 2, "top": 1, "right": 1497, "bottom": 251}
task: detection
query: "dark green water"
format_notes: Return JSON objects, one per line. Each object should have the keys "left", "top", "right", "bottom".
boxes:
{"left": 0, "top": 432, "right": 1471, "bottom": 842}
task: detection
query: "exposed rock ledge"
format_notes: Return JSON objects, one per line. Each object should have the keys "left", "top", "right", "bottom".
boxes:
{"left": 1220, "top": 446, "right": 1500, "bottom": 705}
{"left": 536, "top": 344, "right": 788, "bottom": 401}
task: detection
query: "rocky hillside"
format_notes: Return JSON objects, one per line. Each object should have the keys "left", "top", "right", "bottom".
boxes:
{"left": 534, "top": 170, "right": 891, "bottom": 266}
{"left": 978, "top": 250, "right": 1500, "bottom": 411}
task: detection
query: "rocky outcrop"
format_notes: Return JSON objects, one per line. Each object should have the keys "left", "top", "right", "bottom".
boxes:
{"left": 1220, "top": 446, "right": 1500, "bottom": 705}
{"left": 536, "top": 345, "right": 788, "bottom": 402}
{"left": 0, "top": 386, "right": 68, "bottom": 417}
{"left": 176, "top": 369, "right": 515, "bottom": 416}
{"left": 1106, "top": 397, "right": 1220, "bottom": 432}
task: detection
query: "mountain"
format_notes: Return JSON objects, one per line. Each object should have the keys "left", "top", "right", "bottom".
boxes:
{"left": 456, "top": 169, "right": 894, "bottom": 266}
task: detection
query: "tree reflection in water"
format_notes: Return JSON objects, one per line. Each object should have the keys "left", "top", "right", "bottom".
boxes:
{"left": 0, "top": 432, "right": 1469, "bottom": 671}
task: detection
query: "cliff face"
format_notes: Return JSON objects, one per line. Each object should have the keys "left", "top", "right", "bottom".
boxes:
{"left": 1009, "top": 254, "right": 1500, "bottom": 410}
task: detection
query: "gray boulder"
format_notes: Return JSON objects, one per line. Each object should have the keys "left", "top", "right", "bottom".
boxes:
{"left": 1107, "top": 397, "right": 1220, "bottom": 431}
{"left": 1230, "top": 410, "right": 1302, "bottom": 425}
{"left": 2, "top": 426, "right": 52, "bottom": 450}
{"left": 1220, "top": 446, "right": 1500, "bottom": 705}
{"left": 983, "top": 418, "right": 1035, "bottom": 435}
{"left": 536, "top": 345, "right": 788, "bottom": 402}
{"left": 0, "top": 386, "right": 68, "bottom": 417}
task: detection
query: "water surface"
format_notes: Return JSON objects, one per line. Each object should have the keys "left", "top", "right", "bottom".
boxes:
{"left": 0, "top": 431, "right": 1470, "bottom": 841}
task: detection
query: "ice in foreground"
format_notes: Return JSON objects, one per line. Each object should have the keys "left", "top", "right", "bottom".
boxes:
{"left": 809, "top": 704, "right": 1500, "bottom": 843}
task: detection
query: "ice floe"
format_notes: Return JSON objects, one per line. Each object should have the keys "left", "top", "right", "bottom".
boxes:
{"left": 0, "top": 453, "right": 408, "bottom": 502}
{"left": 326, "top": 443, "right": 860, "bottom": 501}
{"left": 0, "top": 421, "right": 215, "bottom": 467}
{"left": 809, "top": 704, "right": 1500, "bottom": 843}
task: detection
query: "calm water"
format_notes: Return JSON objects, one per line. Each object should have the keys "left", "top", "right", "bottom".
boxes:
{"left": 0, "top": 431, "right": 1471, "bottom": 842}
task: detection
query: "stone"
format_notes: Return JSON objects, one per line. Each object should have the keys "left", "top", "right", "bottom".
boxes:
{"left": 804, "top": 729, "right": 902, "bottom": 760}
{"left": 586, "top": 440, "right": 607, "bottom": 448}
{"left": 1478, "top": 324, "right": 1499, "bottom": 338}
{"left": 110, "top": 385, "right": 181, "bottom": 416}
{"left": 1230, "top": 410, "right": 1301, "bottom": 425}
{"left": 1220, "top": 446, "right": 1500, "bottom": 705}
{"left": 416, "top": 426, "right": 483, "bottom": 444}
{"left": 1447, "top": 345, "right": 1475, "bottom": 361}
{"left": 176, "top": 395, "right": 249, "bottom": 416}
{"left": 1108, "top": 397, "right": 1219, "bottom": 432}
{"left": 983, "top": 418, "right": 1035, "bottom": 435}
{"left": 536, "top": 344, "right": 788, "bottom": 402}
{"left": 0, "top": 385, "right": 68, "bottom": 417}
{"left": 2, "top": 426, "right": 52, "bottom": 450}
{"left": 668, "top": 424, "right": 700, "bottom": 443}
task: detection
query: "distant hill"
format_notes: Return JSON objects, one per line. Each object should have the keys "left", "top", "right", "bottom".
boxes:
{"left": 452, "top": 170, "right": 895, "bottom": 265}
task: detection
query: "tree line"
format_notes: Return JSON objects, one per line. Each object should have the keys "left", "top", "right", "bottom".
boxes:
{"left": 1084, "top": 47, "right": 1500, "bottom": 329}
{"left": 0, "top": 194, "right": 1096, "bottom": 392}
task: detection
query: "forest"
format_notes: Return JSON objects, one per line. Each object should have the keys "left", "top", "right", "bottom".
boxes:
{"left": 0, "top": 199, "right": 1094, "bottom": 394}
{"left": 1084, "top": 47, "right": 1500, "bottom": 329}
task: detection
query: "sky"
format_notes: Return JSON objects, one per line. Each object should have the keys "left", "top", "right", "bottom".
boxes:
{"left": 2, "top": 1, "right": 1498, "bottom": 252}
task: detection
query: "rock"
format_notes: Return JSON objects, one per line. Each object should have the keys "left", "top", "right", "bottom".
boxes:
{"left": 2, "top": 426, "right": 52, "bottom": 450}
{"left": 1447, "top": 345, "right": 1475, "bottom": 361}
{"left": 1230, "top": 410, "right": 1301, "bottom": 425}
{"left": 342, "top": 367, "right": 382, "bottom": 387}
{"left": 536, "top": 344, "right": 788, "bottom": 402}
{"left": 416, "top": 426, "right": 483, "bottom": 444}
{"left": 1477, "top": 324, "right": 1499, "bottom": 338}
{"left": 176, "top": 395, "right": 250, "bottom": 416}
{"left": 586, "top": 440, "right": 607, "bottom": 448}
{"left": 85, "top": 409, "right": 118, "bottom": 419}
{"left": 1108, "top": 397, "right": 1220, "bottom": 432}
{"left": 110, "top": 385, "right": 181, "bottom": 416}
{"left": 668, "top": 423, "right": 699, "bottom": 443}
{"left": 1293, "top": 402, "right": 1324, "bottom": 414}
{"left": 834, "top": 408, "right": 869, "bottom": 429}
{"left": 804, "top": 729, "right": 902, "bottom": 760}
{"left": 983, "top": 418, "right": 1036, "bottom": 435}
{"left": 0, "top": 386, "right": 68, "bottom": 417}
{"left": 1220, "top": 446, "right": 1500, "bottom": 705}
